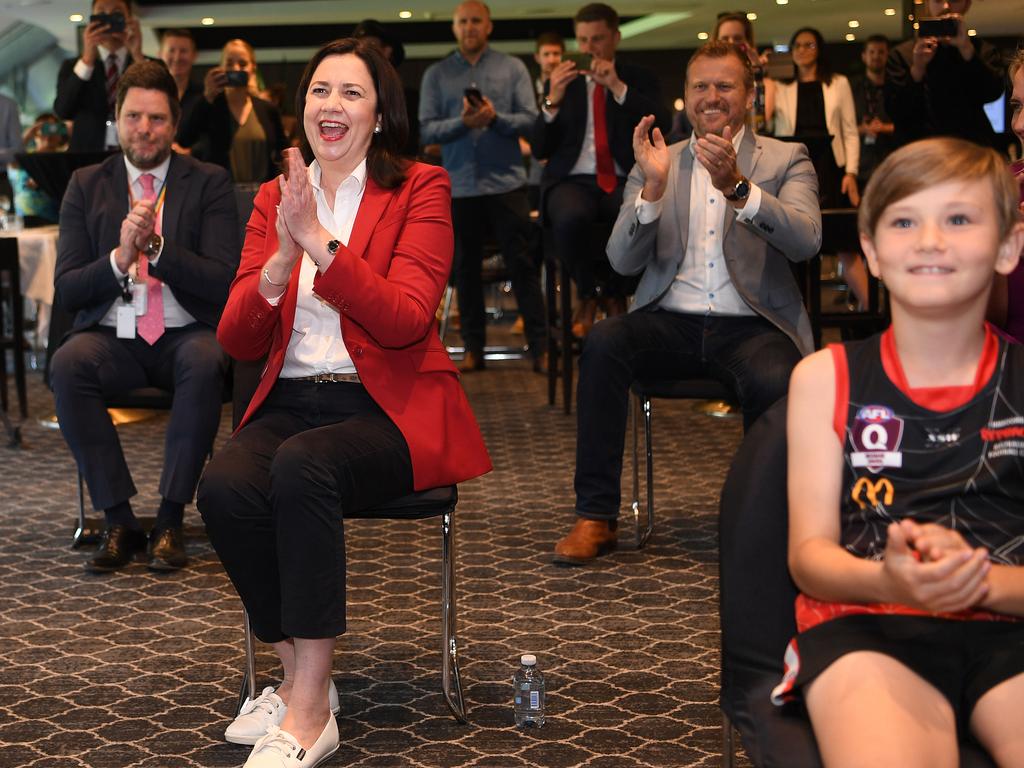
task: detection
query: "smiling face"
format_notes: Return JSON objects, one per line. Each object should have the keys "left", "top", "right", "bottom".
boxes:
{"left": 862, "top": 180, "right": 1019, "bottom": 317}
{"left": 452, "top": 2, "right": 492, "bottom": 57}
{"left": 160, "top": 35, "right": 196, "bottom": 80}
{"left": 302, "top": 53, "right": 379, "bottom": 176}
{"left": 684, "top": 53, "right": 752, "bottom": 138}
{"left": 117, "top": 87, "right": 176, "bottom": 169}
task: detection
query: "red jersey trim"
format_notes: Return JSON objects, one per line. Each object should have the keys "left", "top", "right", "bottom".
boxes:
{"left": 880, "top": 323, "right": 998, "bottom": 412}
{"left": 828, "top": 343, "right": 849, "bottom": 442}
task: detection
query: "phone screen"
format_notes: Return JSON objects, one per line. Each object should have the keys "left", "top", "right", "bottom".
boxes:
{"left": 464, "top": 87, "right": 483, "bottom": 107}
{"left": 917, "top": 17, "right": 959, "bottom": 38}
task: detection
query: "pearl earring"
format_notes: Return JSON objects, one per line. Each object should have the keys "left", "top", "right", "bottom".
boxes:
{"left": 373, "top": 123, "right": 382, "bottom": 134}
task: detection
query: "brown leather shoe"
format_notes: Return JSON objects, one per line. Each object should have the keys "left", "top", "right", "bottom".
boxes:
{"left": 531, "top": 351, "right": 548, "bottom": 375}
{"left": 571, "top": 298, "right": 598, "bottom": 339}
{"left": 553, "top": 518, "right": 617, "bottom": 565}
{"left": 459, "top": 350, "right": 486, "bottom": 373}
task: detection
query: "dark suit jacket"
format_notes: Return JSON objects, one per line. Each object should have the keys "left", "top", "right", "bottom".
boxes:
{"left": 532, "top": 61, "right": 670, "bottom": 186}
{"left": 55, "top": 152, "right": 240, "bottom": 334}
{"left": 177, "top": 94, "right": 286, "bottom": 182}
{"left": 54, "top": 53, "right": 149, "bottom": 152}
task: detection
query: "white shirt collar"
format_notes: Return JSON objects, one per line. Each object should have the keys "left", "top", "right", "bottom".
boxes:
{"left": 98, "top": 44, "right": 128, "bottom": 68}
{"left": 308, "top": 158, "right": 368, "bottom": 195}
{"left": 688, "top": 124, "right": 746, "bottom": 158}
{"left": 124, "top": 153, "right": 172, "bottom": 191}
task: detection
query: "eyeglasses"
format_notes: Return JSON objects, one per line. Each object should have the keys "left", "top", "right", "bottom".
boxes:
{"left": 792, "top": 41, "right": 818, "bottom": 50}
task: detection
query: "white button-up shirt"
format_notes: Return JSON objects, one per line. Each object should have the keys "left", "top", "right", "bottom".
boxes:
{"left": 542, "top": 74, "right": 628, "bottom": 177}
{"left": 278, "top": 159, "right": 367, "bottom": 378}
{"left": 635, "top": 127, "right": 762, "bottom": 316}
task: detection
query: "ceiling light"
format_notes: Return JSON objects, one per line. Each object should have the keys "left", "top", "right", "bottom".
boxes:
{"left": 69, "top": 13, "right": 83, "bottom": 22}
{"left": 845, "top": 33, "right": 856, "bottom": 41}
{"left": 399, "top": 10, "right": 413, "bottom": 18}
{"left": 698, "top": 31, "right": 709, "bottom": 40}
{"left": 201, "top": 17, "right": 215, "bottom": 26}
{"left": 848, "top": 20, "right": 860, "bottom": 28}
{"left": 746, "top": 12, "right": 757, "bottom": 20}
{"left": 776, "top": 0, "right": 788, "bottom": 4}
{"left": 967, "top": 28, "right": 977, "bottom": 36}
{"left": 673, "top": 98, "right": 684, "bottom": 111}
{"left": 884, "top": 8, "right": 896, "bottom": 15}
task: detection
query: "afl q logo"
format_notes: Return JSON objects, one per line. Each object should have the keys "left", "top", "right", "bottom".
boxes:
{"left": 850, "top": 405, "right": 905, "bottom": 473}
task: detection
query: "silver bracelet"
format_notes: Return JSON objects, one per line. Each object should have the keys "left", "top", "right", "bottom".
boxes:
{"left": 262, "top": 267, "right": 288, "bottom": 287}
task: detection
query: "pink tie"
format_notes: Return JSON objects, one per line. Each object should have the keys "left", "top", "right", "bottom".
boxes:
{"left": 136, "top": 172, "right": 165, "bottom": 345}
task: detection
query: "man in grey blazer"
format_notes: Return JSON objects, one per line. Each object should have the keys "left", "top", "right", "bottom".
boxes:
{"left": 555, "top": 41, "right": 821, "bottom": 564}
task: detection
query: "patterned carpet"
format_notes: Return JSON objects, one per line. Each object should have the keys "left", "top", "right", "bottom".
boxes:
{"left": 0, "top": 349, "right": 747, "bottom": 768}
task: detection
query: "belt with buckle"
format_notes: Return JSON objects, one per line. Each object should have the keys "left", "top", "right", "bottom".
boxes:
{"left": 286, "top": 372, "right": 361, "bottom": 384}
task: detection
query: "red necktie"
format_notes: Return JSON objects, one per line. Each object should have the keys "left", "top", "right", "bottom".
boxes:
{"left": 592, "top": 83, "right": 617, "bottom": 194}
{"left": 105, "top": 53, "right": 119, "bottom": 117}
{"left": 136, "top": 173, "right": 165, "bottom": 345}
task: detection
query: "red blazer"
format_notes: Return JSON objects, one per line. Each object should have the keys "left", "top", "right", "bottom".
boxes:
{"left": 217, "top": 162, "right": 492, "bottom": 490}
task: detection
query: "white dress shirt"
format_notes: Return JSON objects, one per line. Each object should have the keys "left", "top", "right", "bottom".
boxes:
{"left": 634, "top": 127, "right": 762, "bottom": 316}
{"left": 276, "top": 159, "right": 367, "bottom": 379}
{"left": 74, "top": 45, "right": 127, "bottom": 149}
{"left": 100, "top": 155, "right": 198, "bottom": 330}
{"left": 543, "top": 74, "right": 628, "bottom": 177}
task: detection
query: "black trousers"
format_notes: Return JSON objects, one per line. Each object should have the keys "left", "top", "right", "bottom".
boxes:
{"left": 49, "top": 325, "right": 226, "bottom": 510}
{"left": 197, "top": 380, "right": 414, "bottom": 643}
{"left": 545, "top": 175, "right": 630, "bottom": 300}
{"left": 451, "top": 188, "right": 546, "bottom": 358}
{"left": 574, "top": 310, "right": 802, "bottom": 519}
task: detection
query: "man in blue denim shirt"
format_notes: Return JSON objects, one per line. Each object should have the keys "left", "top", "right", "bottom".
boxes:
{"left": 420, "top": 0, "right": 546, "bottom": 372}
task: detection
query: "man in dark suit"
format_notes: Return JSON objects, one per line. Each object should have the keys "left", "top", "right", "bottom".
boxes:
{"left": 51, "top": 61, "right": 239, "bottom": 573}
{"left": 532, "top": 3, "right": 669, "bottom": 337}
{"left": 55, "top": 0, "right": 149, "bottom": 152}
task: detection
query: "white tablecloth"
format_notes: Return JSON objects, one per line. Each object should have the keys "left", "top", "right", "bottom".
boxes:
{"left": 1, "top": 224, "right": 58, "bottom": 342}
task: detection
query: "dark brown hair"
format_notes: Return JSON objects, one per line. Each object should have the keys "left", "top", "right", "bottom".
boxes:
{"left": 159, "top": 28, "right": 194, "bottom": 47}
{"left": 294, "top": 38, "right": 409, "bottom": 189}
{"left": 686, "top": 39, "right": 754, "bottom": 90}
{"left": 116, "top": 60, "right": 180, "bottom": 124}
{"left": 574, "top": 3, "right": 619, "bottom": 30}
{"left": 713, "top": 13, "right": 754, "bottom": 47}
{"left": 536, "top": 31, "right": 565, "bottom": 51}
{"left": 859, "top": 137, "right": 1019, "bottom": 241}
{"left": 789, "top": 27, "right": 833, "bottom": 85}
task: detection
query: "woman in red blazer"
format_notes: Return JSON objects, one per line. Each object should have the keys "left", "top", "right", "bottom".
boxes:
{"left": 197, "top": 38, "right": 491, "bottom": 768}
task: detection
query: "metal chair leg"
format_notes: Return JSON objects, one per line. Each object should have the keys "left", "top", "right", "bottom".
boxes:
{"left": 238, "top": 610, "right": 258, "bottom": 715}
{"left": 72, "top": 471, "right": 102, "bottom": 548}
{"left": 721, "top": 711, "right": 736, "bottom": 768}
{"left": 630, "top": 391, "right": 642, "bottom": 548}
{"left": 438, "top": 284, "right": 454, "bottom": 346}
{"left": 637, "top": 395, "right": 654, "bottom": 549}
{"left": 441, "top": 510, "right": 467, "bottom": 723}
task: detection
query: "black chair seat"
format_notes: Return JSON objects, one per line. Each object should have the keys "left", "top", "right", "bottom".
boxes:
{"left": 348, "top": 486, "right": 458, "bottom": 520}
{"left": 630, "top": 377, "right": 730, "bottom": 402}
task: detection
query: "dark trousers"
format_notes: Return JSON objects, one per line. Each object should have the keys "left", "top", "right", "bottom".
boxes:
{"left": 574, "top": 310, "right": 802, "bottom": 519}
{"left": 197, "top": 380, "right": 414, "bottom": 643}
{"left": 49, "top": 325, "right": 226, "bottom": 510}
{"left": 451, "top": 188, "right": 546, "bottom": 358}
{"left": 545, "top": 175, "right": 629, "bottom": 300}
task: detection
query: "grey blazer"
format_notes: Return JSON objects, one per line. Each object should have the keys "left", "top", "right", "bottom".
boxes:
{"left": 606, "top": 129, "right": 821, "bottom": 356}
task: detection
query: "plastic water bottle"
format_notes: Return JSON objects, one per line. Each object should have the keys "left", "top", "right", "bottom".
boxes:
{"left": 513, "top": 654, "right": 545, "bottom": 727}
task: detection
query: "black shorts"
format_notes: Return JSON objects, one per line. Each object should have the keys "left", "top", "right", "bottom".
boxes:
{"left": 785, "top": 614, "right": 1024, "bottom": 730}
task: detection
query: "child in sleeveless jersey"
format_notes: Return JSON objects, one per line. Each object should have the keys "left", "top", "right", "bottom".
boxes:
{"left": 779, "top": 137, "right": 1024, "bottom": 767}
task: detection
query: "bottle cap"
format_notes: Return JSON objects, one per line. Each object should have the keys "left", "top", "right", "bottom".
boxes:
{"left": 520, "top": 654, "right": 537, "bottom": 666}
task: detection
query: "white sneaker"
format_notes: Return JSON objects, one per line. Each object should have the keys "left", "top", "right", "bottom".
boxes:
{"left": 226, "top": 681, "right": 341, "bottom": 745}
{"left": 243, "top": 718, "right": 339, "bottom": 768}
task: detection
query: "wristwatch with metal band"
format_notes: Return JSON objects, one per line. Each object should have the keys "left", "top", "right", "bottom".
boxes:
{"left": 724, "top": 176, "right": 751, "bottom": 202}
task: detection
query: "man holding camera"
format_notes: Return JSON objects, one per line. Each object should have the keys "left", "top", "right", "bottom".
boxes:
{"left": 55, "top": 0, "right": 149, "bottom": 152}
{"left": 885, "top": 0, "right": 1003, "bottom": 149}
{"left": 419, "top": 0, "right": 546, "bottom": 373}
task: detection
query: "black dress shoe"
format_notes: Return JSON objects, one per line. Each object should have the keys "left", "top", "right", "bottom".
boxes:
{"left": 147, "top": 526, "right": 187, "bottom": 571}
{"left": 85, "top": 525, "right": 147, "bottom": 573}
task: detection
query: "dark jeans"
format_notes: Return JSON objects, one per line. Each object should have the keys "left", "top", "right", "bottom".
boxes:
{"left": 451, "top": 188, "right": 546, "bottom": 358}
{"left": 50, "top": 325, "right": 226, "bottom": 510}
{"left": 545, "top": 175, "right": 630, "bottom": 300}
{"left": 574, "top": 310, "right": 801, "bottom": 519}
{"left": 197, "top": 380, "right": 414, "bottom": 643}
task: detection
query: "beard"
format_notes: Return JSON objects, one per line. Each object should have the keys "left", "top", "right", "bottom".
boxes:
{"left": 123, "top": 138, "right": 172, "bottom": 170}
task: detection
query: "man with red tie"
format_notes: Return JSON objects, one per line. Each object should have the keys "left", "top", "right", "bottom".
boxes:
{"left": 51, "top": 62, "right": 239, "bottom": 573}
{"left": 532, "top": 3, "right": 669, "bottom": 337}
{"left": 55, "top": 0, "right": 150, "bottom": 152}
